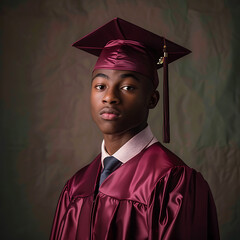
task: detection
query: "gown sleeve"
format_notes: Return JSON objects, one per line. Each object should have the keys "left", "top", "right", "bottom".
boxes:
{"left": 50, "top": 184, "right": 70, "bottom": 240}
{"left": 148, "top": 166, "right": 220, "bottom": 240}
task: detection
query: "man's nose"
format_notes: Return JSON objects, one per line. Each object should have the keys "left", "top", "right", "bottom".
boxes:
{"left": 102, "top": 88, "right": 120, "bottom": 104}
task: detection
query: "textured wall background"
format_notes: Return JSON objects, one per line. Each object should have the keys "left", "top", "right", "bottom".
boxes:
{"left": 1, "top": 0, "right": 239, "bottom": 239}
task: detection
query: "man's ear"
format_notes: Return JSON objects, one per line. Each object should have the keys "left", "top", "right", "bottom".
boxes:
{"left": 148, "top": 90, "right": 159, "bottom": 109}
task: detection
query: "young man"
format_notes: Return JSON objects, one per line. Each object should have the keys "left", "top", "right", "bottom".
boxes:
{"left": 50, "top": 18, "right": 219, "bottom": 240}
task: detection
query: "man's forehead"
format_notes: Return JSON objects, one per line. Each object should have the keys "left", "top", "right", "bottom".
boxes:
{"left": 92, "top": 69, "right": 148, "bottom": 82}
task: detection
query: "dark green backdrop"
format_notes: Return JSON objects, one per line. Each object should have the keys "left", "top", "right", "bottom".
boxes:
{"left": 1, "top": 0, "right": 239, "bottom": 239}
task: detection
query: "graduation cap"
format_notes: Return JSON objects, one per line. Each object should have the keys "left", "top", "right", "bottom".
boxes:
{"left": 72, "top": 18, "right": 191, "bottom": 143}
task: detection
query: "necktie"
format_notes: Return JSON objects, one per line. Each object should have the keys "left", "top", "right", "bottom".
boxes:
{"left": 99, "top": 156, "right": 122, "bottom": 187}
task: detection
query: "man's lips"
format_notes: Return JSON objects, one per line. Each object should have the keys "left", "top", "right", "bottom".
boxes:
{"left": 99, "top": 108, "right": 120, "bottom": 120}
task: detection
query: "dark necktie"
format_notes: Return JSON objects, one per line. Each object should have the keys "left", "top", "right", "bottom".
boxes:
{"left": 99, "top": 156, "right": 122, "bottom": 187}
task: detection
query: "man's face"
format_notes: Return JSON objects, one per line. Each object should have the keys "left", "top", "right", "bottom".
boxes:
{"left": 91, "top": 69, "right": 159, "bottom": 136}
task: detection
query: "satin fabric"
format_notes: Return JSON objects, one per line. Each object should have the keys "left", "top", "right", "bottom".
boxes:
{"left": 94, "top": 40, "right": 159, "bottom": 88}
{"left": 50, "top": 143, "right": 219, "bottom": 240}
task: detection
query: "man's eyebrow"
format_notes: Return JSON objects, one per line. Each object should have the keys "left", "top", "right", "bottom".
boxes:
{"left": 92, "top": 73, "right": 109, "bottom": 82}
{"left": 120, "top": 73, "right": 140, "bottom": 82}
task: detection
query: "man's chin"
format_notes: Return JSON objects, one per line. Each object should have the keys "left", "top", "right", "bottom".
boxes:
{"left": 99, "top": 128, "right": 124, "bottom": 136}
{"left": 98, "top": 124, "right": 147, "bottom": 137}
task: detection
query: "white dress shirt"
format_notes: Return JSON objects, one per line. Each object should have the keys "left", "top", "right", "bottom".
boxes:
{"left": 101, "top": 126, "right": 158, "bottom": 167}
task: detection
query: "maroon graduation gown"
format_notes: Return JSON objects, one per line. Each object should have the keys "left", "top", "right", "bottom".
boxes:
{"left": 50, "top": 143, "right": 219, "bottom": 240}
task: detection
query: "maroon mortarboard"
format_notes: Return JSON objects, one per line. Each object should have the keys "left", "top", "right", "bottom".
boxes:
{"left": 72, "top": 18, "right": 191, "bottom": 143}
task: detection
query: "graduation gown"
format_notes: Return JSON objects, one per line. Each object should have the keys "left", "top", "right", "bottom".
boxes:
{"left": 50, "top": 143, "right": 219, "bottom": 240}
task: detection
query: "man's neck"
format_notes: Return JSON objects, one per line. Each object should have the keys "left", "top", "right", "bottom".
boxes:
{"left": 103, "top": 123, "right": 147, "bottom": 155}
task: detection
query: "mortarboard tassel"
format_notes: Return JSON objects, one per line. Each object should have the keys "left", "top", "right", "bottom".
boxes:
{"left": 163, "top": 39, "right": 170, "bottom": 143}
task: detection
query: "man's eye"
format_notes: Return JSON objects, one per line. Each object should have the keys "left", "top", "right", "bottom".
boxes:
{"left": 95, "top": 85, "right": 105, "bottom": 90}
{"left": 121, "top": 86, "right": 135, "bottom": 91}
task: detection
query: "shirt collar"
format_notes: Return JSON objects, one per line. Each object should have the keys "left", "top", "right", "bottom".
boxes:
{"left": 101, "top": 125, "right": 158, "bottom": 166}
